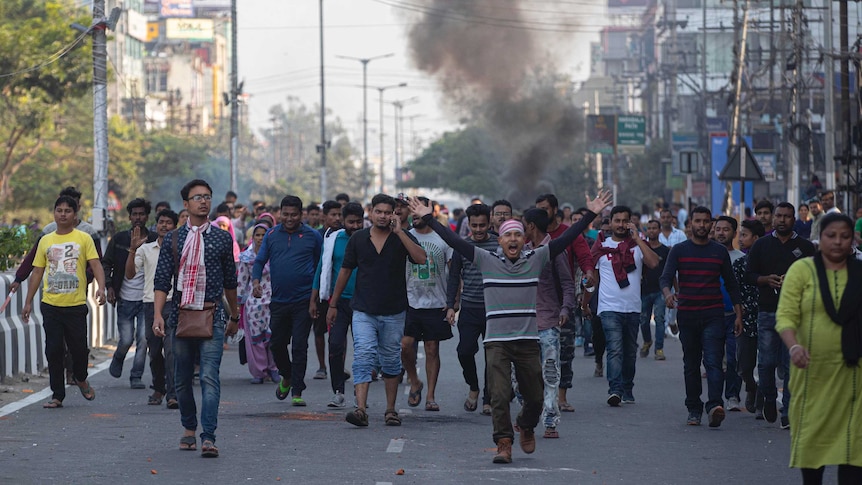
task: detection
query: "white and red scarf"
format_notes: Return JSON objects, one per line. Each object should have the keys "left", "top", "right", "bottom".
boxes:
{"left": 177, "top": 221, "right": 210, "bottom": 309}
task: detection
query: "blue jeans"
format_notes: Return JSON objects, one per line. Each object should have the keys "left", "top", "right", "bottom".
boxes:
{"left": 115, "top": 299, "right": 147, "bottom": 380}
{"left": 599, "top": 311, "right": 639, "bottom": 399}
{"left": 538, "top": 327, "right": 561, "bottom": 429}
{"left": 639, "top": 292, "right": 666, "bottom": 350}
{"left": 171, "top": 303, "right": 226, "bottom": 444}
{"left": 269, "top": 301, "right": 313, "bottom": 396}
{"left": 678, "top": 314, "right": 725, "bottom": 414}
{"left": 351, "top": 311, "right": 404, "bottom": 384}
{"left": 757, "top": 311, "right": 790, "bottom": 418}
{"left": 723, "top": 313, "right": 741, "bottom": 400}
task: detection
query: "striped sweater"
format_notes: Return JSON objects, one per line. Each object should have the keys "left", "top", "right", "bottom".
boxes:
{"left": 446, "top": 235, "right": 500, "bottom": 309}
{"left": 659, "top": 239, "right": 740, "bottom": 317}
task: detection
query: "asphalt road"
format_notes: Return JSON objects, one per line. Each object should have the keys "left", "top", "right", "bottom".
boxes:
{"left": 0, "top": 328, "right": 803, "bottom": 485}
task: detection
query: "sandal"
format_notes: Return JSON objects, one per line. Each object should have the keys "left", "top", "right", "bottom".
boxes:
{"left": 346, "top": 408, "right": 369, "bottom": 427}
{"left": 166, "top": 399, "right": 179, "bottom": 409}
{"left": 464, "top": 393, "right": 478, "bottom": 412}
{"left": 148, "top": 392, "right": 164, "bottom": 406}
{"left": 201, "top": 439, "right": 219, "bottom": 458}
{"left": 425, "top": 401, "right": 440, "bottom": 412}
{"left": 384, "top": 409, "right": 402, "bottom": 427}
{"left": 76, "top": 380, "right": 95, "bottom": 401}
{"left": 43, "top": 399, "right": 63, "bottom": 409}
{"left": 481, "top": 404, "right": 492, "bottom": 415}
{"left": 275, "top": 378, "right": 292, "bottom": 401}
{"left": 407, "top": 381, "right": 424, "bottom": 407}
{"left": 559, "top": 401, "right": 575, "bottom": 413}
{"left": 179, "top": 435, "right": 196, "bottom": 451}
{"left": 544, "top": 428, "right": 560, "bottom": 439}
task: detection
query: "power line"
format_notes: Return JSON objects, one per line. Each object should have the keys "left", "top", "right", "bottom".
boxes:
{"left": 0, "top": 29, "right": 91, "bottom": 79}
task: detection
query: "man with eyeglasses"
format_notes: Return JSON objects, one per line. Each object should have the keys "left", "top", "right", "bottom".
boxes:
{"left": 152, "top": 179, "right": 240, "bottom": 458}
{"left": 491, "top": 200, "right": 513, "bottom": 234}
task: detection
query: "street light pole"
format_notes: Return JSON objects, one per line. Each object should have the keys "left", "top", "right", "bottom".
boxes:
{"left": 335, "top": 53, "right": 394, "bottom": 200}
{"left": 389, "top": 96, "right": 418, "bottom": 187}
{"left": 229, "top": 0, "right": 239, "bottom": 193}
{"left": 376, "top": 83, "right": 406, "bottom": 194}
{"left": 318, "top": 0, "right": 327, "bottom": 202}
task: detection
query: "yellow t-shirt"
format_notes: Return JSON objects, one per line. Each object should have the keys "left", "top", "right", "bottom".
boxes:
{"left": 33, "top": 229, "right": 99, "bottom": 307}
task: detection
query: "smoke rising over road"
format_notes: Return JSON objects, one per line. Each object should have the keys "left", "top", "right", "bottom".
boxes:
{"left": 402, "top": 1, "right": 582, "bottom": 206}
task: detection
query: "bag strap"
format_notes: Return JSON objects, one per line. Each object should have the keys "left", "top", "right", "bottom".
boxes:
{"left": 171, "top": 229, "right": 179, "bottom": 291}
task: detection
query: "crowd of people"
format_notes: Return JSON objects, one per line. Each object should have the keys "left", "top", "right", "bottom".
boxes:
{"left": 13, "top": 181, "right": 862, "bottom": 481}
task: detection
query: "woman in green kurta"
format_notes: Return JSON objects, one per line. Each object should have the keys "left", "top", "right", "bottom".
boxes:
{"left": 776, "top": 213, "right": 862, "bottom": 485}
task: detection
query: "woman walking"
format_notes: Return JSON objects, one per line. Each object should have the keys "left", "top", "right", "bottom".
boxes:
{"left": 776, "top": 213, "right": 862, "bottom": 485}
{"left": 238, "top": 224, "right": 279, "bottom": 384}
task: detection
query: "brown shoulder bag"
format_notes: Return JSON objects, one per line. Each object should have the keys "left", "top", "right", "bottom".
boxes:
{"left": 172, "top": 229, "right": 215, "bottom": 339}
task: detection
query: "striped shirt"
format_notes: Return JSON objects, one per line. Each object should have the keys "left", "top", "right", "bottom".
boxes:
{"left": 660, "top": 240, "right": 740, "bottom": 317}
{"left": 446, "top": 235, "right": 500, "bottom": 308}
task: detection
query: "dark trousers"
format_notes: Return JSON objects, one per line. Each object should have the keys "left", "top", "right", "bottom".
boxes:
{"left": 485, "top": 340, "right": 543, "bottom": 443}
{"left": 269, "top": 300, "right": 313, "bottom": 395}
{"left": 456, "top": 305, "right": 490, "bottom": 405}
{"left": 801, "top": 465, "right": 862, "bottom": 485}
{"left": 42, "top": 303, "right": 89, "bottom": 402}
{"left": 328, "top": 298, "right": 353, "bottom": 394}
{"left": 591, "top": 315, "right": 606, "bottom": 366}
{"left": 736, "top": 333, "right": 760, "bottom": 399}
{"left": 145, "top": 301, "right": 176, "bottom": 398}
{"left": 678, "top": 314, "right": 725, "bottom": 413}
{"left": 559, "top": 310, "right": 576, "bottom": 389}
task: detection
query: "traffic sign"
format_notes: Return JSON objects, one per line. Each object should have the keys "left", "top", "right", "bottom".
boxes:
{"left": 617, "top": 115, "right": 645, "bottom": 146}
{"left": 679, "top": 151, "right": 700, "bottom": 173}
{"left": 719, "top": 141, "right": 764, "bottom": 181}
{"left": 587, "top": 115, "right": 615, "bottom": 154}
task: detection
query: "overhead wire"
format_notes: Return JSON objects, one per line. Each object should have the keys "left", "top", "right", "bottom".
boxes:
{"left": 0, "top": 29, "right": 91, "bottom": 79}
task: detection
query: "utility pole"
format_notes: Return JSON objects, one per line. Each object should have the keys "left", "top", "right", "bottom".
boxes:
{"left": 390, "top": 97, "right": 419, "bottom": 186}
{"left": 786, "top": 0, "right": 804, "bottom": 206}
{"left": 335, "top": 53, "right": 394, "bottom": 200}
{"left": 92, "top": 0, "right": 110, "bottom": 248}
{"left": 229, "top": 0, "right": 239, "bottom": 193}
{"left": 318, "top": 0, "right": 328, "bottom": 202}
{"left": 839, "top": 0, "right": 852, "bottom": 212}
{"left": 376, "top": 83, "right": 406, "bottom": 194}
{"left": 824, "top": 0, "right": 836, "bottom": 191}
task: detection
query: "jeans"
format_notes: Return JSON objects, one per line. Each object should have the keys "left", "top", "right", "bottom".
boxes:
{"left": 757, "top": 311, "right": 790, "bottom": 418}
{"left": 678, "top": 314, "right": 725, "bottom": 413}
{"left": 42, "top": 303, "right": 89, "bottom": 402}
{"left": 144, "top": 301, "right": 175, "bottom": 399}
{"left": 599, "top": 311, "right": 639, "bottom": 399}
{"left": 639, "top": 292, "right": 666, "bottom": 350}
{"left": 328, "top": 298, "right": 353, "bottom": 394}
{"left": 485, "top": 340, "right": 543, "bottom": 443}
{"left": 736, "top": 332, "right": 761, "bottom": 406}
{"left": 269, "top": 300, "right": 313, "bottom": 396}
{"left": 559, "top": 311, "right": 576, "bottom": 388}
{"left": 723, "top": 313, "right": 741, "bottom": 400}
{"left": 171, "top": 303, "right": 226, "bottom": 444}
{"left": 114, "top": 298, "right": 147, "bottom": 380}
{"left": 351, "top": 311, "right": 404, "bottom": 385}
{"left": 456, "top": 305, "right": 490, "bottom": 405}
{"left": 590, "top": 315, "right": 606, "bottom": 365}
{"left": 538, "top": 327, "right": 561, "bottom": 429}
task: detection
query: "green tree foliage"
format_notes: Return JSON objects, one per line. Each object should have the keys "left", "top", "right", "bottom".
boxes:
{"left": 617, "top": 139, "right": 671, "bottom": 212}
{"left": 0, "top": 0, "right": 91, "bottom": 205}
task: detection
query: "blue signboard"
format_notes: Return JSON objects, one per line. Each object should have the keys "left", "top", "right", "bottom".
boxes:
{"left": 711, "top": 135, "right": 754, "bottom": 217}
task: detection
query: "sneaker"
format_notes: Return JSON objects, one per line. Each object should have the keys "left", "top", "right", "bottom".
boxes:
{"left": 313, "top": 368, "right": 327, "bottom": 380}
{"left": 292, "top": 396, "right": 307, "bottom": 407}
{"left": 708, "top": 406, "right": 725, "bottom": 428}
{"left": 726, "top": 397, "right": 742, "bottom": 412}
{"left": 109, "top": 357, "right": 122, "bottom": 379}
{"left": 754, "top": 410, "right": 765, "bottom": 420}
{"left": 763, "top": 399, "right": 778, "bottom": 423}
{"left": 492, "top": 438, "right": 513, "bottom": 464}
{"left": 655, "top": 349, "right": 666, "bottom": 361}
{"left": 639, "top": 341, "right": 652, "bottom": 358}
{"left": 518, "top": 426, "right": 536, "bottom": 454}
{"left": 594, "top": 363, "right": 603, "bottom": 378}
{"left": 780, "top": 415, "right": 790, "bottom": 430}
{"left": 607, "top": 394, "right": 621, "bottom": 407}
{"left": 328, "top": 391, "right": 346, "bottom": 408}
{"left": 687, "top": 411, "right": 702, "bottom": 426}
{"left": 584, "top": 346, "right": 595, "bottom": 357}
{"left": 574, "top": 336, "right": 584, "bottom": 347}
{"left": 130, "top": 378, "right": 146, "bottom": 389}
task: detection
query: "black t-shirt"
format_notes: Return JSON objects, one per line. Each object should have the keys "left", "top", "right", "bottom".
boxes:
{"left": 641, "top": 243, "right": 669, "bottom": 295}
{"left": 342, "top": 228, "right": 420, "bottom": 316}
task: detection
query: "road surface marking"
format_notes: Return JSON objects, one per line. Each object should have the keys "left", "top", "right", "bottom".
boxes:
{"left": 386, "top": 438, "right": 405, "bottom": 453}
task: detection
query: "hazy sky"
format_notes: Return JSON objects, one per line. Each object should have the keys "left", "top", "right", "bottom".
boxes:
{"left": 238, "top": 0, "right": 604, "bottom": 149}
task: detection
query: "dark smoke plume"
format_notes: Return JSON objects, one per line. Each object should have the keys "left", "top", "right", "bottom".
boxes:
{"left": 402, "top": 1, "right": 582, "bottom": 207}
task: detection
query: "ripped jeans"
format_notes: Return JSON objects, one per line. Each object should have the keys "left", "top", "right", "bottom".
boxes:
{"left": 538, "top": 327, "right": 561, "bottom": 429}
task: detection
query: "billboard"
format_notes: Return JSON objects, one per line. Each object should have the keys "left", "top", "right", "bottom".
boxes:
{"left": 166, "top": 18, "right": 214, "bottom": 41}
{"left": 161, "top": 0, "right": 193, "bottom": 18}
{"left": 126, "top": 9, "right": 148, "bottom": 42}
{"left": 147, "top": 22, "right": 160, "bottom": 42}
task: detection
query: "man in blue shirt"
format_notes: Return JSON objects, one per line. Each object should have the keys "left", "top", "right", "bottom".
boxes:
{"left": 253, "top": 195, "right": 323, "bottom": 406}
{"left": 310, "top": 202, "right": 363, "bottom": 407}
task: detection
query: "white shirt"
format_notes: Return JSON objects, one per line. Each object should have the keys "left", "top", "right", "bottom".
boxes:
{"left": 406, "top": 229, "right": 452, "bottom": 309}
{"left": 134, "top": 239, "right": 172, "bottom": 303}
{"left": 659, "top": 227, "right": 687, "bottom": 247}
{"left": 596, "top": 238, "right": 644, "bottom": 314}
